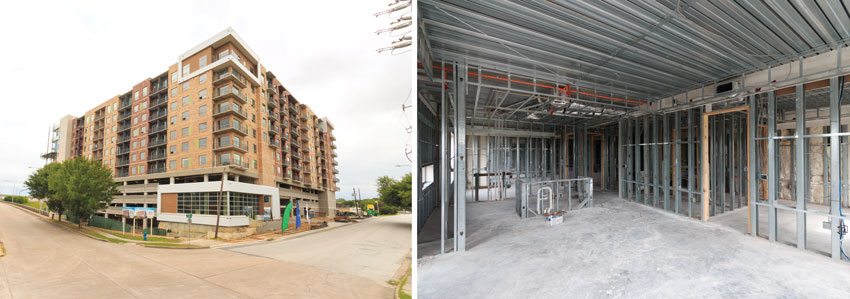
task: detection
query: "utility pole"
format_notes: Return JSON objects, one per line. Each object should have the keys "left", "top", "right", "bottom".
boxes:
{"left": 357, "top": 188, "right": 364, "bottom": 216}
{"left": 214, "top": 169, "right": 226, "bottom": 239}
{"left": 352, "top": 188, "right": 359, "bottom": 217}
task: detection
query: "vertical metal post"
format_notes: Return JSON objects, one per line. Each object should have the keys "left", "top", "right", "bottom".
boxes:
{"left": 454, "top": 63, "right": 467, "bottom": 252}
{"left": 719, "top": 114, "right": 726, "bottom": 214}
{"left": 795, "top": 84, "right": 806, "bottom": 249}
{"left": 439, "top": 61, "right": 448, "bottom": 254}
{"left": 674, "top": 111, "right": 681, "bottom": 213}
{"left": 663, "top": 113, "right": 671, "bottom": 211}
{"left": 768, "top": 91, "right": 778, "bottom": 242}
{"left": 645, "top": 117, "right": 650, "bottom": 205}
{"left": 749, "top": 95, "right": 758, "bottom": 236}
{"left": 654, "top": 115, "right": 660, "bottom": 207}
{"left": 688, "top": 108, "right": 695, "bottom": 218}
{"left": 829, "top": 77, "right": 841, "bottom": 260}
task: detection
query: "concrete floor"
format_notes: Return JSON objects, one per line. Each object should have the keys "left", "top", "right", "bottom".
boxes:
{"left": 417, "top": 191, "right": 850, "bottom": 298}
{"left": 228, "top": 214, "right": 411, "bottom": 284}
{"left": 0, "top": 203, "right": 395, "bottom": 298}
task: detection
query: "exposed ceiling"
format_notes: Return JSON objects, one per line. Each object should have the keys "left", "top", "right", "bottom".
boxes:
{"left": 419, "top": 0, "right": 850, "bottom": 126}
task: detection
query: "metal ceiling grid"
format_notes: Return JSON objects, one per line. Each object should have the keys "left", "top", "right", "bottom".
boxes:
{"left": 419, "top": 0, "right": 850, "bottom": 124}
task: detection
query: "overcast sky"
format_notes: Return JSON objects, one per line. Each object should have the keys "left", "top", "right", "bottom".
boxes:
{"left": 0, "top": 0, "right": 412, "bottom": 200}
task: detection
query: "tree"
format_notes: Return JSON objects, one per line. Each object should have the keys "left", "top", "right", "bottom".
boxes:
{"left": 49, "top": 157, "right": 118, "bottom": 228}
{"left": 376, "top": 173, "right": 412, "bottom": 213}
{"left": 25, "top": 163, "right": 62, "bottom": 220}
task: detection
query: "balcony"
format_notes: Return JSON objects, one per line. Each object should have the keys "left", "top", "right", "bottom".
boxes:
{"left": 213, "top": 69, "right": 247, "bottom": 88}
{"left": 291, "top": 129, "right": 300, "bottom": 137}
{"left": 331, "top": 142, "right": 337, "bottom": 149}
{"left": 149, "top": 124, "right": 167, "bottom": 134}
{"left": 118, "top": 135, "right": 130, "bottom": 143}
{"left": 282, "top": 158, "right": 290, "bottom": 166}
{"left": 268, "top": 138, "right": 280, "bottom": 148}
{"left": 267, "top": 96, "right": 279, "bottom": 108}
{"left": 213, "top": 105, "right": 247, "bottom": 119}
{"left": 94, "top": 124, "right": 104, "bottom": 131}
{"left": 332, "top": 151, "right": 338, "bottom": 157}
{"left": 150, "top": 82, "right": 168, "bottom": 94}
{"left": 149, "top": 109, "right": 168, "bottom": 121}
{"left": 268, "top": 112, "right": 279, "bottom": 122}
{"left": 93, "top": 144, "right": 103, "bottom": 151}
{"left": 116, "top": 169, "right": 129, "bottom": 178}
{"left": 149, "top": 136, "right": 167, "bottom": 147}
{"left": 148, "top": 165, "right": 166, "bottom": 174}
{"left": 94, "top": 134, "right": 104, "bottom": 141}
{"left": 266, "top": 83, "right": 278, "bottom": 95}
{"left": 333, "top": 168, "right": 339, "bottom": 174}
{"left": 150, "top": 96, "right": 168, "bottom": 108}
{"left": 118, "top": 122, "right": 131, "bottom": 132}
{"left": 304, "top": 177, "right": 313, "bottom": 186}
{"left": 119, "top": 99, "right": 132, "bottom": 109}
{"left": 92, "top": 154, "right": 103, "bottom": 161}
{"left": 292, "top": 163, "right": 302, "bottom": 171}
{"left": 213, "top": 140, "right": 249, "bottom": 153}
{"left": 213, "top": 122, "right": 248, "bottom": 136}
{"left": 213, "top": 87, "right": 247, "bottom": 104}
{"left": 292, "top": 151, "right": 301, "bottom": 160}
{"left": 116, "top": 158, "right": 129, "bottom": 166}
{"left": 330, "top": 135, "right": 336, "bottom": 141}
{"left": 118, "top": 111, "right": 132, "bottom": 121}
{"left": 300, "top": 113, "right": 308, "bottom": 122}
{"left": 95, "top": 114, "right": 105, "bottom": 121}
{"left": 334, "top": 177, "right": 340, "bottom": 183}
{"left": 214, "top": 160, "right": 250, "bottom": 169}
{"left": 290, "top": 138, "right": 300, "bottom": 148}
{"left": 293, "top": 175, "right": 302, "bottom": 182}
{"left": 117, "top": 147, "right": 130, "bottom": 155}
{"left": 268, "top": 126, "right": 280, "bottom": 136}
{"left": 333, "top": 159, "right": 338, "bottom": 165}
{"left": 148, "top": 150, "right": 167, "bottom": 161}
{"left": 303, "top": 167, "right": 312, "bottom": 174}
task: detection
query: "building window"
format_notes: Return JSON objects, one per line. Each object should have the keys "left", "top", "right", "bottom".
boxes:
{"left": 141, "top": 139, "right": 146, "bottom": 147}
{"left": 181, "top": 142, "right": 189, "bottom": 152}
{"left": 139, "top": 165, "right": 145, "bottom": 173}
{"left": 132, "top": 154, "right": 137, "bottom": 162}
{"left": 140, "top": 152, "right": 146, "bottom": 160}
{"left": 199, "top": 55, "right": 207, "bottom": 67}
{"left": 140, "top": 126, "right": 146, "bottom": 134}
{"left": 199, "top": 122, "right": 207, "bottom": 132}
{"left": 182, "top": 64, "right": 190, "bottom": 76}
{"left": 182, "top": 81, "right": 190, "bottom": 91}
{"left": 171, "top": 102, "right": 177, "bottom": 111}
{"left": 171, "top": 88, "right": 177, "bottom": 97}
{"left": 134, "top": 91, "right": 139, "bottom": 100}
{"left": 169, "top": 160, "right": 176, "bottom": 169}
{"left": 182, "top": 158, "right": 189, "bottom": 168}
{"left": 132, "top": 141, "right": 138, "bottom": 149}
{"left": 199, "top": 105, "right": 207, "bottom": 116}
{"left": 182, "top": 111, "right": 189, "bottom": 120}
{"left": 170, "top": 130, "right": 176, "bottom": 140}
{"left": 141, "top": 114, "right": 147, "bottom": 122}
{"left": 134, "top": 105, "right": 139, "bottom": 112}
{"left": 133, "top": 117, "right": 138, "bottom": 124}
{"left": 182, "top": 96, "right": 190, "bottom": 106}
{"left": 199, "top": 155, "right": 207, "bottom": 165}
{"left": 199, "top": 89, "right": 207, "bottom": 99}
{"left": 141, "top": 102, "right": 147, "bottom": 109}
{"left": 169, "top": 145, "right": 176, "bottom": 154}
{"left": 182, "top": 127, "right": 189, "bottom": 136}
{"left": 199, "top": 73, "right": 207, "bottom": 84}
{"left": 171, "top": 71, "right": 177, "bottom": 83}
{"left": 142, "top": 87, "right": 148, "bottom": 97}
{"left": 199, "top": 138, "right": 207, "bottom": 149}
{"left": 133, "top": 129, "right": 139, "bottom": 137}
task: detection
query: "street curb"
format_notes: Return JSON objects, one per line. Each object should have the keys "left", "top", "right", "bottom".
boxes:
{"left": 138, "top": 244, "right": 210, "bottom": 249}
{"left": 393, "top": 251, "right": 412, "bottom": 299}
{"left": 212, "top": 220, "right": 357, "bottom": 250}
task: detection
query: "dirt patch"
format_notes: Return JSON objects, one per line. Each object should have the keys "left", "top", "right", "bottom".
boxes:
{"left": 0, "top": 241, "right": 5, "bottom": 257}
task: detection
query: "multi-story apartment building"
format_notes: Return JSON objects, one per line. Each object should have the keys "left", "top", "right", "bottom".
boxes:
{"left": 44, "top": 115, "right": 76, "bottom": 163}
{"left": 53, "top": 28, "right": 339, "bottom": 236}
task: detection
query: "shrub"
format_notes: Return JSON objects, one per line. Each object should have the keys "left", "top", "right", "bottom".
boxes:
{"left": 380, "top": 205, "right": 400, "bottom": 215}
{"left": 3, "top": 195, "right": 29, "bottom": 204}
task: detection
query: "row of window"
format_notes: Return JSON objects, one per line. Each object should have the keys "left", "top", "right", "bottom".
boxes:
{"left": 176, "top": 191, "right": 259, "bottom": 217}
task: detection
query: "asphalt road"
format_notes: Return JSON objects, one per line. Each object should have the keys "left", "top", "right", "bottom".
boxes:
{"left": 0, "top": 203, "right": 405, "bottom": 298}
{"left": 228, "top": 214, "right": 412, "bottom": 284}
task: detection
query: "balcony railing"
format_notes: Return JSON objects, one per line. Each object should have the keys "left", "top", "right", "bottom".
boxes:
{"left": 292, "top": 163, "right": 302, "bottom": 171}
{"left": 119, "top": 111, "right": 132, "bottom": 121}
{"left": 268, "top": 138, "right": 280, "bottom": 148}
{"left": 149, "top": 137, "right": 167, "bottom": 147}
{"left": 213, "top": 140, "right": 249, "bottom": 152}
{"left": 150, "top": 82, "right": 168, "bottom": 94}
{"left": 116, "top": 170, "right": 129, "bottom": 178}
{"left": 213, "top": 122, "right": 248, "bottom": 135}
{"left": 268, "top": 126, "right": 280, "bottom": 135}
{"left": 333, "top": 168, "right": 339, "bottom": 174}
{"left": 116, "top": 158, "right": 129, "bottom": 166}
{"left": 268, "top": 112, "right": 279, "bottom": 122}
{"left": 148, "top": 150, "right": 167, "bottom": 161}
{"left": 148, "top": 165, "right": 166, "bottom": 174}
{"left": 213, "top": 105, "right": 247, "bottom": 119}
{"left": 149, "top": 109, "right": 168, "bottom": 121}
{"left": 214, "top": 160, "right": 250, "bottom": 169}
{"left": 292, "top": 151, "right": 301, "bottom": 160}
{"left": 213, "top": 69, "right": 247, "bottom": 88}
{"left": 291, "top": 129, "right": 300, "bottom": 137}
{"left": 118, "top": 122, "right": 131, "bottom": 132}
{"left": 117, "top": 147, "right": 130, "bottom": 155}
{"left": 293, "top": 175, "right": 302, "bottom": 182}
{"left": 118, "top": 135, "right": 130, "bottom": 143}
{"left": 150, "top": 124, "right": 167, "bottom": 134}
{"left": 213, "top": 87, "right": 247, "bottom": 104}
{"left": 282, "top": 158, "right": 290, "bottom": 166}
{"left": 150, "top": 96, "right": 168, "bottom": 108}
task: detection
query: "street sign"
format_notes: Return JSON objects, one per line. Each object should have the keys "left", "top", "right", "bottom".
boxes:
{"left": 186, "top": 213, "right": 192, "bottom": 219}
